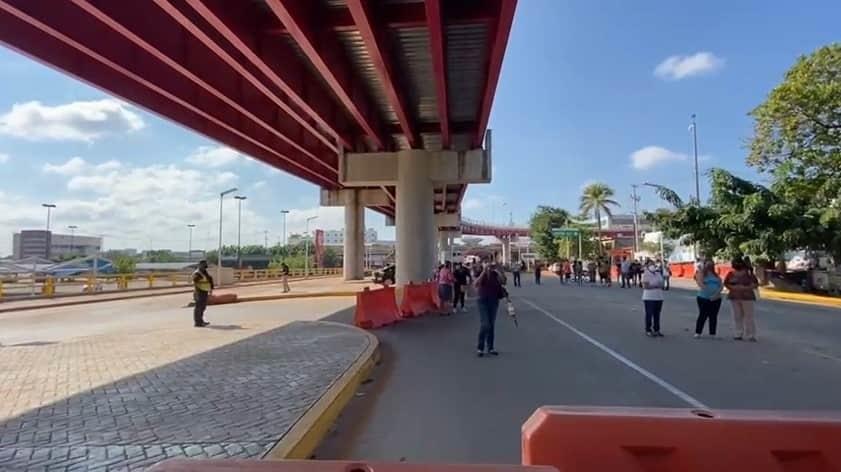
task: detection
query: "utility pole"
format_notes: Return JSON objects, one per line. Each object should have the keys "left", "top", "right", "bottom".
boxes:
{"left": 68, "top": 225, "right": 78, "bottom": 257}
{"left": 234, "top": 195, "right": 247, "bottom": 269}
{"left": 304, "top": 216, "right": 318, "bottom": 277}
{"left": 218, "top": 187, "right": 238, "bottom": 285}
{"left": 187, "top": 224, "right": 195, "bottom": 262}
{"left": 280, "top": 210, "right": 290, "bottom": 261}
{"left": 631, "top": 184, "right": 640, "bottom": 254}
{"left": 690, "top": 114, "right": 700, "bottom": 204}
{"left": 264, "top": 230, "right": 269, "bottom": 252}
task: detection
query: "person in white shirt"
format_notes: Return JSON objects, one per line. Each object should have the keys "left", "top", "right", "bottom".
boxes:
{"left": 641, "top": 259, "right": 665, "bottom": 336}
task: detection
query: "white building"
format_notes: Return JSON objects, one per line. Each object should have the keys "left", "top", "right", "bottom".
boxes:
{"left": 12, "top": 230, "right": 102, "bottom": 260}
{"left": 323, "top": 228, "right": 378, "bottom": 246}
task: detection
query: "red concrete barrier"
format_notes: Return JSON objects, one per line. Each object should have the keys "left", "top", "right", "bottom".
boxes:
{"left": 149, "top": 459, "right": 558, "bottom": 472}
{"left": 354, "top": 286, "right": 400, "bottom": 329}
{"left": 208, "top": 293, "right": 237, "bottom": 305}
{"left": 400, "top": 282, "right": 437, "bottom": 317}
{"left": 522, "top": 406, "right": 841, "bottom": 471}
{"left": 429, "top": 282, "right": 442, "bottom": 310}
{"left": 716, "top": 263, "right": 733, "bottom": 279}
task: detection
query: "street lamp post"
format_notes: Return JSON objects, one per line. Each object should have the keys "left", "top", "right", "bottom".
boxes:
{"left": 187, "top": 224, "right": 196, "bottom": 262}
{"left": 304, "top": 215, "right": 318, "bottom": 277}
{"left": 234, "top": 195, "right": 247, "bottom": 269}
{"left": 67, "top": 225, "right": 78, "bottom": 258}
{"left": 280, "top": 209, "right": 290, "bottom": 260}
{"left": 41, "top": 203, "right": 56, "bottom": 232}
{"left": 690, "top": 114, "right": 701, "bottom": 204}
{"left": 218, "top": 187, "right": 238, "bottom": 285}
{"left": 631, "top": 184, "right": 640, "bottom": 253}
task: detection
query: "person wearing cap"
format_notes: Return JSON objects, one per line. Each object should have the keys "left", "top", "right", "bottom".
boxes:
{"left": 192, "top": 259, "right": 214, "bottom": 327}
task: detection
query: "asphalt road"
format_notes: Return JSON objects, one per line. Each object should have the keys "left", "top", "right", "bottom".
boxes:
{"left": 316, "top": 275, "right": 841, "bottom": 464}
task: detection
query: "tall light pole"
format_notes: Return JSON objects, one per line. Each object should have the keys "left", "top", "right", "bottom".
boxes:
{"left": 631, "top": 184, "right": 640, "bottom": 253}
{"left": 41, "top": 203, "right": 56, "bottom": 231}
{"left": 218, "top": 187, "right": 238, "bottom": 285}
{"left": 67, "top": 225, "right": 78, "bottom": 257}
{"left": 187, "top": 224, "right": 196, "bottom": 262}
{"left": 304, "top": 215, "right": 318, "bottom": 277}
{"left": 280, "top": 209, "right": 290, "bottom": 261}
{"left": 234, "top": 195, "right": 247, "bottom": 268}
{"left": 690, "top": 114, "right": 701, "bottom": 204}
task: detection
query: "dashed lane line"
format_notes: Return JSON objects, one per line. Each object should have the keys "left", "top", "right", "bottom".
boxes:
{"left": 520, "top": 297, "right": 710, "bottom": 410}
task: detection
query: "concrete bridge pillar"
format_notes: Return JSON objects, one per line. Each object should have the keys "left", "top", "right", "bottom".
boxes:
{"left": 396, "top": 149, "right": 435, "bottom": 284}
{"left": 343, "top": 189, "right": 364, "bottom": 281}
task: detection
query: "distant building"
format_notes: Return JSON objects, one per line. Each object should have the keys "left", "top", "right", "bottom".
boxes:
{"left": 13, "top": 230, "right": 103, "bottom": 260}
{"left": 323, "top": 228, "right": 378, "bottom": 246}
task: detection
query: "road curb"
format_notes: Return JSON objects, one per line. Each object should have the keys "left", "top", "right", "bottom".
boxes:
{"left": 264, "top": 322, "right": 379, "bottom": 459}
{"left": 759, "top": 289, "right": 841, "bottom": 309}
{"left": 237, "top": 291, "right": 360, "bottom": 303}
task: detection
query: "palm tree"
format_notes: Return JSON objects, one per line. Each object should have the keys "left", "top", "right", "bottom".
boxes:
{"left": 580, "top": 182, "right": 620, "bottom": 254}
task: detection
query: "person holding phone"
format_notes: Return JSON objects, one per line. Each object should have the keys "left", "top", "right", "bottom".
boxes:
{"left": 474, "top": 261, "right": 506, "bottom": 357}
{"left": 724, "top": 257, "right": 760, "bottom": 341}
{"left": 694, "top": 260, "right": 723, "bottom": 338}
{"left": 641, "top": 258, "right": 665, "bottom": 337}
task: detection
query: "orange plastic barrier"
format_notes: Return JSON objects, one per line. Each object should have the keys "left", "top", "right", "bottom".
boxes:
{"left": 429, "top": 282, "right": 442, "bottom": 310}
{"left": 354, "top": 286, "right": 401, "bottom": 329}
{"left": 400, "top": 282, "right": 438, "bottom": 317}
{"left": 149, "top": 459, "right": 557, "bottom": 472}
{"left": 522, "top": 406, "right": 841, "bottom": 471}
{"left": 716, "top": 263, "right": 734, "bottom": 279}
{"left": 208, "top": 293, "right": 238, "bottom": 305}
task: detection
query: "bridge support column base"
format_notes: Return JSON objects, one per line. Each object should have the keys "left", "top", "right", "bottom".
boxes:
{"left": 343, "top": 189, "right": 364, "bottom": 281}
{"left": 396, "top": 150, "right": 435, "bottom": 285}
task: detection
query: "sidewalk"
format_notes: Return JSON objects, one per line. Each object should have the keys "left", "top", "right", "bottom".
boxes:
{"left": 668, "top": 278, "right": 841, "bottom": 309}
{"left": 0, "top": 275, "right": 371, "bottom": 313}
{"left": 0, "top": 297, "right": 377, "bottom": 470}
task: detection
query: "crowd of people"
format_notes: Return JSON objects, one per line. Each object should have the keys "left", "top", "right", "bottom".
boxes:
{"left": 430, "top": 253, "right": 761, "bottom": 357}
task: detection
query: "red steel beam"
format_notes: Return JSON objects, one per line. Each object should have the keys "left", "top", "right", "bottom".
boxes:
{"left": 152, "top": 0, "right": 338, "bottom": 152}
{"left": 266, "top": 1, "right": 496, "bottom": 34}
{"left": 424, "top": 0, "right": 450, "bottom": 148}
{"left": 266, "top": 0, "right": 388, "bottom": 150}
{"left": 474, "top": 0, "right": 517, "bottom": 147}
{"left": 0, "top": 0, "right": 338, "bottom": 188}
{"left": 69, "top": 0, "right": 338, "bottom": 176}
{"left": 180, "top": 0, "right": 355, "bottom": 150}
{"left": 346, "top": 0, "right": 417, "bottom": 147}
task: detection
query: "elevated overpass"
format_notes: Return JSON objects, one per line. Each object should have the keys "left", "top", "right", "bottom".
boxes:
{"left": 0, "top": 0, "right": 517, "bottom": 284}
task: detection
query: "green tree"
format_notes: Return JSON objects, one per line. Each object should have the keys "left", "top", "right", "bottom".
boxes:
{"left": 113, "top": 256, "right": 137, "bottom": 274}
{"left": 528, "top": 206, "right": 571, "bottom": 260}
{"left": 579, "top": 182, "right": 620, "bottom": 254}
{"left": 321, "top": 247, "right": 340, "bottom": 268}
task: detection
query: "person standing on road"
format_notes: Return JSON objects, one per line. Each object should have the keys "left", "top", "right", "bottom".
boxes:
{"left": 511, "top": 259, "right": 522, "bottom": 287}
{"left": 474, "top": 261, "right": 505, "bottom": 357}
{"left": 724, "top": 257, "right": 760, "bottom": 341}
{"left": 620, "top": 257, "right": 631, "bottom": 288}
{"left": 533, "top": 260, "right": 542, "bottom": 285}
{"left": 437, "top": 261, "right": 455, "bottom": 315}
{"left": 453, "top": 262, "right": 471, "bottom": 312}
{"left": 641, "top": 259, "right": 665, "bottom": 337}
{"left": 661, "top": 259, "right": 671, "bottom": 290}
{"left": 281, "top": 262, "right": 290, "bottom": 293}
{"left": 192, "top": 259, "right": 214, "bottom": 327}
{"left": 694, "top": 260, "right": 723, "bottom": 338}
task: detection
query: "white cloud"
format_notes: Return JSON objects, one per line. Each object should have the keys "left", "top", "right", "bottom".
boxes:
{"left": 95, "top": 160, "right": 122, "bottom": 172}
{"left": 252, "top": 180, "right": 267, "bottom": 190}
{"left": 654, "top": 52, "right": 724, "bottom": 80}
{"left": 630, "top": 146, "right": 687, "bottom": 170}
{"left": 0, "top": 99, "right": 145, "bottom": 142}
{"left": 463, "top": 198, "right": 483, "bottom": 210}
{"left": 0, "top": 153, "right": 9, "bottom": 164}
{"left": 186, "top": 146, "right": 243, "bottom": 168}
{"left": 43, "top": 157, "right": 88, "bottom": 175}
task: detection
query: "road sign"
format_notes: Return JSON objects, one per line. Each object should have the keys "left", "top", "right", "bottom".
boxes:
{"left": 551, "top": 228, "right": 579, "bottom": 238}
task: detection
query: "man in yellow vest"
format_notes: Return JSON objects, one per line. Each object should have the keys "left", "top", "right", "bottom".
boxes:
{"left": 192, "top": 259, "right": 214, "bottom": 327}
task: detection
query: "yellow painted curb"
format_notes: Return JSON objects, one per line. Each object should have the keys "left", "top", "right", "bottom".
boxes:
{"left": 237, "top": 291, "right": 360, "bottom": 303}
{"left": 759, "top": 288, "right": 841, "bottom": 309}
{"left": 264, "top": 322, "right": 379, "bottom": 459}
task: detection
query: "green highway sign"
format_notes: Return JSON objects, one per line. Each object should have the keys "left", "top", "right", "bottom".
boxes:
{"left": 551, "top": 227, "right": 580, "bottom": 237}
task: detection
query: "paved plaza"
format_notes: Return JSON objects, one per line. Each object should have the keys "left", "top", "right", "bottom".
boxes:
{"left": 0, "top": 296, "right": 366, "bottom": 470}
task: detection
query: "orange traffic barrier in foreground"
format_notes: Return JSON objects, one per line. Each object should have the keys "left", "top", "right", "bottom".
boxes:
{"left": 400, "top": 282, "right": 438, "bottom": 317}
{"left": 522, "top": 406, "right": 841, "bottom": 471}
{"left": 208, "top": 293, "right": 238, "bottom": 305}
{"left": 149, "top": 459, "right": 558, "bottom": 472}
{"left": 428, "top": 282, "right": 442, "bottom": 310}
{"left": 354, "top": 286, "right": 401, "bottom": 329}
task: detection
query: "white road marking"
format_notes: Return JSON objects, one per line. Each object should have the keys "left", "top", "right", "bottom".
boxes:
{"left": 520, "top": 297, "right": 710, "bottom": 410}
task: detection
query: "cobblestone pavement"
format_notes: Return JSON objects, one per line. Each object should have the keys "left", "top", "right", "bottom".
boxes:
{"left": 0, "top": 320, "right": 370, "bottom": 471}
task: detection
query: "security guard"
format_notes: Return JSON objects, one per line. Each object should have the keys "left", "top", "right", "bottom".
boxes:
{"left": 192, "top": 259, "right": 214, "bottom": 327}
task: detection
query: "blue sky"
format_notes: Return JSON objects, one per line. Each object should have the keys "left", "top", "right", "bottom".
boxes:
{"left": 1, "top": 0, "right": 839, "bottom": 256}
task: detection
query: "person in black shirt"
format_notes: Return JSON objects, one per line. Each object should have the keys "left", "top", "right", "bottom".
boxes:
{"left": 452, "top": 263, "right": 471, "bottom": 312}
